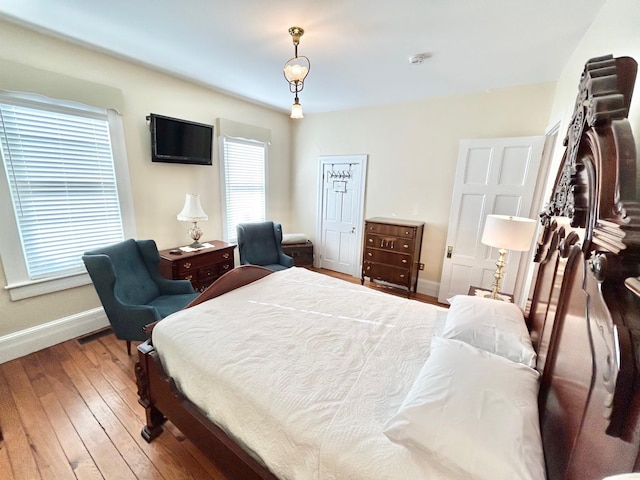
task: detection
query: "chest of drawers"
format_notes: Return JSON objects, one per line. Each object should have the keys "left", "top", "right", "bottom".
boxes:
{"left": 361, "top": 218, "right": 424, "bottom": 297}
{"left": 159, "top": 240, "right": 235, "bottom": 292}
{"left": 281, "top": 241, "right": 314, "bottom": 267}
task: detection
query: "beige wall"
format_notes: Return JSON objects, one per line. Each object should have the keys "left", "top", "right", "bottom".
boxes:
{"left": 547, "top": 0, "right": 640, "bottom": 187}
{"left": 0, "top": 20, "right": 291, "bottom": 338}
{"left": 291, "top": 84, "right": 556, "bottom": 285}
{"left": 3, "top": 0, "right": 639, "bottom": 342}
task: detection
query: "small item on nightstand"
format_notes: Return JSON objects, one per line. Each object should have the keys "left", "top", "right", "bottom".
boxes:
{"left": 169, "top": 249, "right": 182, "bottom": 255}
{"left": 468, "top": 286, "right": 513, "bottom": 303}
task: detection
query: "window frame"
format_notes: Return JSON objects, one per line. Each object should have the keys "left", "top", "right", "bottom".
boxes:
{"left": 0, "top": 91, "right": 135, "bottom": 300}
{"left": 219, "top": 135, "right": 268, "bottom": 244}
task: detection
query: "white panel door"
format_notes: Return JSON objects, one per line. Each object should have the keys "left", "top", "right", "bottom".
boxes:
{"left": 438, "top": 136, "right": 545, "bottom": 304}
{"left": 317, "top": 155, "right": 367, "bottom": 276}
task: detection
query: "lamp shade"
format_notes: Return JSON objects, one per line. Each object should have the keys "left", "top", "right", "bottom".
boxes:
{"left": 291, "top": 102, "right": 304, "bottom": 119}
{"left": 481, "top": 215, "right": 537, "bottom": 252}
{"left": 177, "top": 194, "right": 208, "bottom": 221}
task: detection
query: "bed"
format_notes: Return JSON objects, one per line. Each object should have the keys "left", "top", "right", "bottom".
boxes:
{"left": 136, "top": 54, "right": 640, "bottom": 480}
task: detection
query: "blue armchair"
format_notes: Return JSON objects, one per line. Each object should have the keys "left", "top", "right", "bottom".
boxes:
{"left": 237, "top": 221, "right": 294, "bottom": 271}
{"left": 82, "top": 239, "right": 200, "bottom": 354}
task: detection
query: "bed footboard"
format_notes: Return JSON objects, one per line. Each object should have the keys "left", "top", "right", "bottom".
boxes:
{"left": 135, "top": 264, "right": 278, "bottom": 479}
{"left": 135, "top": 340, "right": 277, "bottom": 480}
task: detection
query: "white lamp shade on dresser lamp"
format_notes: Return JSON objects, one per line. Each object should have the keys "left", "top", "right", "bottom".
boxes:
{"left": 480, "top": 214, "right": 537, "bottom": 300}
{"left": 177, "top": 194, "right": 208, "bottom": 248}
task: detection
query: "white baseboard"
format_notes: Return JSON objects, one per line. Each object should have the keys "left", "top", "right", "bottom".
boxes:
{"left": 417, "top": 278, "right": 440, "bottom": 299}
{"left": 0, "top": 307, "right": 109, "bottom": 364}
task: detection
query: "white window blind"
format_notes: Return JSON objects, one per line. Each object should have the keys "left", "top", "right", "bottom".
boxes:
{"left": 0, "top": 99, "right": 124, "bottom": 280}
{"left": 221, "top": 136, "right": 267, "bottom": 243}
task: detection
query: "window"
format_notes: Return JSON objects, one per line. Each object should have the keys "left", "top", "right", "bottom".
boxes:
{"left": 220, "top": 136, "right": 267, "bottom": 243}
{"left": 0, "top": 92, "right": 134, "bottom": 300}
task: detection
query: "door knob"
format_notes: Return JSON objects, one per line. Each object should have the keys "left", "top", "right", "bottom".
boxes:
{"left": 447, "top": 246, "right": 453, "bottom": 258}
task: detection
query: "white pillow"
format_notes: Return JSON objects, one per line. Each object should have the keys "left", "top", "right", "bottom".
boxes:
{"left": 442, "top": 295, "right": 537, "bottom": 368}
{"left": 384, "top": 337, "right": 544, "bottom": 480}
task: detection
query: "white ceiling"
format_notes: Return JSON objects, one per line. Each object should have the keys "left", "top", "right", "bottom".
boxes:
{"left": 0, "top": 0, "right": 607, "bottom": 114}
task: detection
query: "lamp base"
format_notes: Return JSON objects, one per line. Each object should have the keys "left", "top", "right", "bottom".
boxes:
{"left": 186, "top": 221, "right": 204, "bottom": 249}
{"left": 489, "top": 248, "right": 508, "bottom": 300}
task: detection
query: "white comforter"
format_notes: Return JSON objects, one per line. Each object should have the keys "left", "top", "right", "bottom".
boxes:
{"left": 152, "top": 267, "right": 451, "bottom": 479}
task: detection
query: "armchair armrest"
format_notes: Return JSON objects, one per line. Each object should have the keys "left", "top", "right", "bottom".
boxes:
{"left": 278, "top": 251, "right": 295, "bottom": 268}
{"left": 156, "top": 277, "right": 197, "bottom": 295}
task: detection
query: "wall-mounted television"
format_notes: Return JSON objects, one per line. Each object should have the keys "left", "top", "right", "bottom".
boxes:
{"left": 148, "top": 113, "right": 213, "bottom": 165}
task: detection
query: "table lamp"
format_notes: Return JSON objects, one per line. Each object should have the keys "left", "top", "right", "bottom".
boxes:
{"left": 177, "top": 194, "right": 208, "bottom": 248}
{"left": 481, "top": 214, "right": 537, "bottom": 300}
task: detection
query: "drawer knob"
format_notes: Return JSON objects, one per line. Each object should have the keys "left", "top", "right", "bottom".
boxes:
{"left": 367, "top": 252, "right": 372, "bottom": 257}
{"left": 206, "top": 271, "right": 212, "bottom": 276}
{"left": 185, "top": 275, "right": 193, "bottom": 281}
{"left": 399, "top": 274, "right": 405, "bottom": 278}
{"left": 402, "top": 259, "right": 408, "bottom": 263}
{"left": 403, "top": 244, "right": 409, "bottom": 249}
{"left": 223, "top": 253, "right": 230, "bottom": 259}
{"left": 183, "top": 262, "right": 192, "bottom": 269}
{"left": 222, "top": 264, "right": 230, "bottom": 270}
{"left": 368, "top": 238, "right": 373, "bottom": 243}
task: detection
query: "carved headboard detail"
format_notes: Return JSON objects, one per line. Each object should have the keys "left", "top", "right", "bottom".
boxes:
{"left": 529, "top": 54, "right": 640, "bottom": 479}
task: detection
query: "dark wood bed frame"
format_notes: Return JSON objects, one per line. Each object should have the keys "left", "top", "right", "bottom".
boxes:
{"left": 136, "top": 54, "right": 640, "bottom": 480}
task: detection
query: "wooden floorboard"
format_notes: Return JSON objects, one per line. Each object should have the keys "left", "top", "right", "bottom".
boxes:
{"left": 0, "top": 267, "right": 443, "bottom": 479}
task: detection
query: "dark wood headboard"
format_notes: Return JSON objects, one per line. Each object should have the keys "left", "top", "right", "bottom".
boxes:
{"left": 528, "top": 55, "right": 640, "bottom": 480}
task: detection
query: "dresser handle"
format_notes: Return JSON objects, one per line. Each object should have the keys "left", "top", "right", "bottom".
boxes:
{"left": 206, "top": 271, "right": 212, "bottom": 276}
{"left": 368, "top": 238, "right": 373, "bottom": 243}
{"left": 399, "top": 274, "right": 405, "bottom": 278}
{"left": 403, "top": 244, "right": 409, "bottom": 249}
{"left": 367, "top": 252, "right": 372, "bottom": 257}
{"left": 183, "top": 262, "right": 192, "bottom": 269}
{"left": 223, "top": 253, "right": 230, "bottom": 259}
{"left": 185, "top": 275, "right": 193, "bottom": 281}
{"left": 222, "top": 264, "right": 230, "bottom": 270}
{"left": 402, "top": 259, "right": 408, "bottom": 263}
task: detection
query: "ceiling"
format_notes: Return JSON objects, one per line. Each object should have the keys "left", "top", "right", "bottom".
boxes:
{"left": 0, "top": 0, "right": 607, "bottom": 114}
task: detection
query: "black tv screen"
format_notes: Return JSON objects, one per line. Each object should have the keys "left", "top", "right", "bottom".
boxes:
{"left": 149, "top": 113, "right": 213, "bottom": 165}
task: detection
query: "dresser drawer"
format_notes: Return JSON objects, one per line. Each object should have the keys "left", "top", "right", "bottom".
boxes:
{"left": 174, "top": 249, "right": 233, "bottom": 274}
{"left": 363, "top": 248, "right": 411, "bottom": 268}
{"left": 365, "top": 222, "right": 416, "bottom": 239}
{"left": 363, "top": 261, "right": 411, "bottom": 286}
{"left": 365, "top": 233, "right": 415, "bottom": 253}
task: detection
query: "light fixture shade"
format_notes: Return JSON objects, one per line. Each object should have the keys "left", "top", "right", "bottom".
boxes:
{"left": 177, "top": 194, "right": 208, "bottom": 221}
{"left": 291, "top": 102, "right": 304, "bottom": 119}
{"left": 481, "top": 215, "right": 537, "bottom": 251}
{"left": 284, "top": 57, "right": 310, "bottom": 85}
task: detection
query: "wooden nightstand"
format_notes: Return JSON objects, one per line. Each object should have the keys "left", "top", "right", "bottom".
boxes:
{"left": 158, "top": 240, "right": 235, "bottom": 292}
{"left": 468, "top": 286, "right": 514, "bottom": 303}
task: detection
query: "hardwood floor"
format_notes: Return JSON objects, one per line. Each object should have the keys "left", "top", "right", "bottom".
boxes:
{"left": 0, "top": 268, "right": 444, "bottom": 479}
